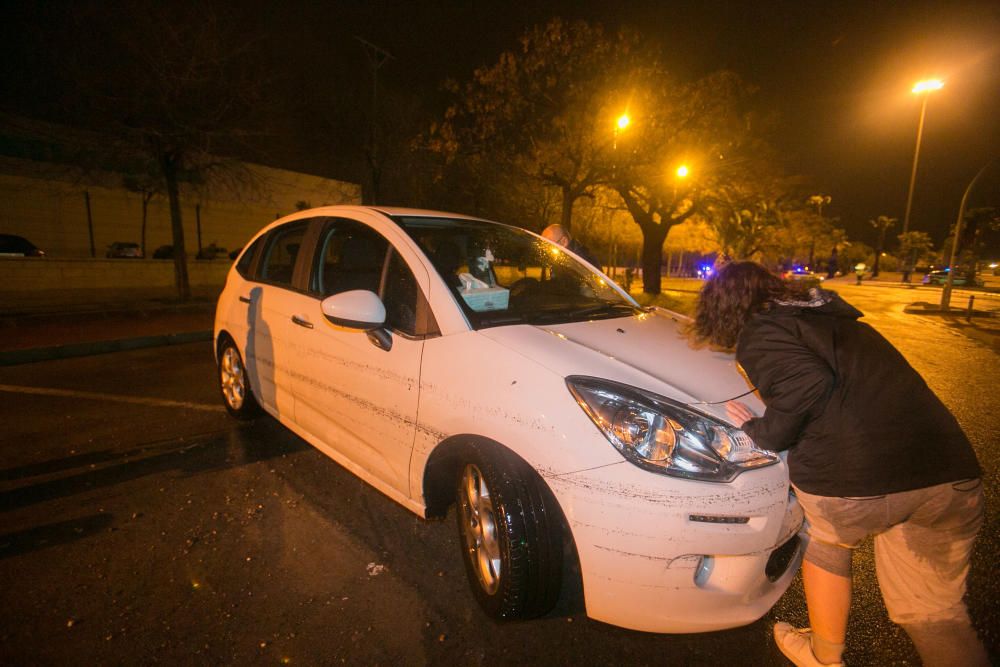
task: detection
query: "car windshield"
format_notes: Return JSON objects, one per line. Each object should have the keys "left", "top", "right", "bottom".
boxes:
{"left": 393, "top": 216, "right": 641, "bottom": 329}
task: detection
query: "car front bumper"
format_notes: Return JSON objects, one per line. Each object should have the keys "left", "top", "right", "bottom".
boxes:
{"left": 544, "top": 459, "right": 804, "bottom": 633}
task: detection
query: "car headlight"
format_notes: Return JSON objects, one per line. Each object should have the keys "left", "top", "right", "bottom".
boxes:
{"left": 566, "top": 376, "right": 778, "bottom": 482}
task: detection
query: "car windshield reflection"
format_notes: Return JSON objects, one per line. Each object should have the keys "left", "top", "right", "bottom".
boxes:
{"left": 393, "top": 216, "right": 640, "bottom": 329}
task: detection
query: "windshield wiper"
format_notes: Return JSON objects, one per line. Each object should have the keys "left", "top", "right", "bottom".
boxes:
{"left": 478, "top": 313, "right": 530, "bottom": 326}
{"left": 564, "top": 302, "right": 639, "bottom": 319}
{"left": 525, "top": 302, "right": 637, "bottom": 324}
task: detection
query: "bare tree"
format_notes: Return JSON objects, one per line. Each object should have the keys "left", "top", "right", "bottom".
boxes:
{"left": 427, "top": 19, "right": 638, "bottom": 231}
{"left": 57, "top": 1, "right": 271, "bottom": 298}
{"left": 122, "top": 167, "right": 161, "bottom": 258}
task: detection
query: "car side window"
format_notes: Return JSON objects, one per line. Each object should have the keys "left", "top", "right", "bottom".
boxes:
{"left": 382, "top": 249, "right": 439, "bottom": 337}
{"left": 310, "top": 219, "right": 438, "bottom": 338}
{"left": 311, "top": 219, "right": 389, "bottom": 296}
{"left": 235, "top": 236, "right": 264, "bottom": 278}
{"left": 259, "top": 221, "right": 309, "bottom": 287}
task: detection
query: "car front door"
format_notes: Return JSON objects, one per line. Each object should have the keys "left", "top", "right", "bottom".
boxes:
{"left": 288, "top": 216, "right": 434, "bottom": 497}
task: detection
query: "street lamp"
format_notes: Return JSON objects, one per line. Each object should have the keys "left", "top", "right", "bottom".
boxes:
{"left": 902, "top": 78, "right": 944, "bottom": 235}
{"left": 609, "top": 112, "right": 632, "bottom": 275}
{"left": 668, "top": 163, "right": 692, "bottom": 213}
{"left": 613, "top": 113, "right": 630, "bottom": 150}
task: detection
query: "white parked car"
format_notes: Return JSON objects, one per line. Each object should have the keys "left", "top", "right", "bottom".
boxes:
{"left": 214, "top": 206, "right": 803, "bottom": 633}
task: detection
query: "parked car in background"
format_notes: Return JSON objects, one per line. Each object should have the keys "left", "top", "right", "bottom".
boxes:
{"left": 106, "top": 241, "right": 143, "bottom": 258}
{"left": 0, "top": 234, "right": 45, "bottom": 257}
{"left": 782, "top": 266, "right": 823, "bottom": 282}
{"left": 214, "top": 205, "right": 803, "bottom": 634}
{"left": 152, "top": 245, "right": 174, "bottom": 259}
{"left": 922, "top": 268, "right": 983, "bottom": 287}
{"left": 196, "top": 242, "right": 228, "bottom": 260}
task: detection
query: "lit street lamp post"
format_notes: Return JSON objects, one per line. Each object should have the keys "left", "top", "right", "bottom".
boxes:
{"left": 940, "top": 157, "right": 999, "bottom": 310}
{"left": 902, "top": 79, "right": 944, "bottom": 236}
{"left": 669, "top": 163, "right": 691, "bottom": 207}
{"left": 613, "top": 112, "right": 630, "bottom": 150}
{"left": 609, "top": 112, "right": 631, "bottom": 275}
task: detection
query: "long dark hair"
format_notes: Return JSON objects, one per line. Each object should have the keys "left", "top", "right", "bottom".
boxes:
{"left": 691, "top": 261, "right": 805, "bottom": 349}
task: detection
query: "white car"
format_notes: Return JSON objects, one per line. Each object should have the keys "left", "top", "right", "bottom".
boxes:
{"left": 214, "top": 206, "right": 803, "bottom": 633}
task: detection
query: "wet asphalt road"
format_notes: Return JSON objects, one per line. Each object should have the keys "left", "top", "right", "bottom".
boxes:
{"left": 1, "top": 285, "right": 997, "bottom": 665}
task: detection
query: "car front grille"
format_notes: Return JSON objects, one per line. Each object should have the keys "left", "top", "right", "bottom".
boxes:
{"left": 765, "top": 534, "right": 801, "bottom": 582}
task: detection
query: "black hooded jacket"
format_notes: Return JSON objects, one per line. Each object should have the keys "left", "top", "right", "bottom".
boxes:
{"left": 736, "top": 291, "right": 980, "bottom": 497}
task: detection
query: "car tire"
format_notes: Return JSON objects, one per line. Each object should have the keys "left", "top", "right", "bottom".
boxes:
{"left": 455, "top": 442, "right": 562, "bottom": 621}
{"left": 218, "top": 340, "right": 261, "bottom": 420}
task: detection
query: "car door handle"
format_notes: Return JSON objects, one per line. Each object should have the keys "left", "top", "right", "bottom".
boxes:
{"left": 239, "top": 295, "right": 252, "bottom": 304}
{"left": 291, "top": 315, "right": 314, "bottom": 329}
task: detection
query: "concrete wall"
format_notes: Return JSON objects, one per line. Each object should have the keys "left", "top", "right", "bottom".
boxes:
{"left": 0, "top": 257, "right": 233, "bottom": 310}
{"left": 0, "top": 155, "right": 361, "bottom": 309}
{"left": 0, "top": 156, "right": 361, "bottom": 259}
{"left": 1, "top": 256, "right": 230, "bottom": 291}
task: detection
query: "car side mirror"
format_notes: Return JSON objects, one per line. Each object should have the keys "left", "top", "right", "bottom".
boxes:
{"left": 320, "top": 290, "right": 392, "bottom": 351}
{"left": 321, "top": 290, "right": 386, "bottom": 329}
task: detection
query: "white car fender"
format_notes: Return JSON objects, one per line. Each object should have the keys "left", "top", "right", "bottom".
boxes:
{"left": 409, "top": 329, "right": 622, "bottom": 500}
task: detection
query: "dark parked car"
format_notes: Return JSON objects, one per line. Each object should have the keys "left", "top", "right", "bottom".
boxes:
{"left": 152, "top": 245, "right": 174, "bottom": 259}
{"left": 0, "top": 234, "right": 45, "bottom": 257}
{"left": 196, "top": 243, "right": 228, "bottom": 260}
{"left": 106, "top": 241, "right": 143, "bottom": 258}
{"left": 922, "top": 269, "right": 983, "bottom": 287}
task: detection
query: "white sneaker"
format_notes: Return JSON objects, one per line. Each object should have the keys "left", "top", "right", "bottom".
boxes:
{"left": 773, "top": 622, "right": 845, "bottom": 667}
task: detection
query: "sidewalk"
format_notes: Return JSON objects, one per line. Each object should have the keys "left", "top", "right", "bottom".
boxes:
{"left": 0, "top": 299, "right": 216, "bottom": 366}
{"left": 654, "top": 274, "right": 1000, "bottom": 352}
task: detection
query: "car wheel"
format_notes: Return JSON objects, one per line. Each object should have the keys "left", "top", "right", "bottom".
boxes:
{"left": 218, "top": 340, "right": 260, "bottom": 420}
{"left": 455, "top": 443, "right": 562, "bottom": 621}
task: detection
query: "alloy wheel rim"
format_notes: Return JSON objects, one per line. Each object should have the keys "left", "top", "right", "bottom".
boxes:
{"left": 459, "top": 463, "right": 501, "bottom": 594}
{"left": 220, "top": 347, "right": 245, "bottom": 410}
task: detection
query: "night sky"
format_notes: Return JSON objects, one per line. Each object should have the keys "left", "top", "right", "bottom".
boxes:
{"left": 2, "top": 0, "right": 998, "bottom": 247}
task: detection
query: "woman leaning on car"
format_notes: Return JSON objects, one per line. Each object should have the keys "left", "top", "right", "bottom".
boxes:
{"left": 691, "top": 261, "right": 986, "bottom": 667}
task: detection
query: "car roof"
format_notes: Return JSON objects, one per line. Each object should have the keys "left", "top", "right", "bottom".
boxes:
{"left": 294, "top": 204, "right": 488, "bottom": 222}
{"left": 370, "top": 206, "right": 485, "bottom": 220}
{"left": 246, "top": 205, "right": 515, "bottom": 251}
{"left": 258, "top": 205, "right": 500, "bottom": 236}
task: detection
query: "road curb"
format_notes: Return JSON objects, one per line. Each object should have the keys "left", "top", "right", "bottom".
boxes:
{"left": 0, "top": 330, "right": 213, "bottom": 366}
{"left": 903, "top": 302, "right": 998, "bottom": 317}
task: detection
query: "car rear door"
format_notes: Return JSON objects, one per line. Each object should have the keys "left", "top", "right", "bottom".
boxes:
{"left": 240, "top": 219, "right": 312, "bottom": 419}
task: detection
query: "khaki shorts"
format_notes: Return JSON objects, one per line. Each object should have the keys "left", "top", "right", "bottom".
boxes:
{"left": 793, "top": 479, "right": 984, "bottom": 625}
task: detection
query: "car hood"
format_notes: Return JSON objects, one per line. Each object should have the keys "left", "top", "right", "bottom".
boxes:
{"left": 478, "top": 308, "right": 761, "bottom": 420}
